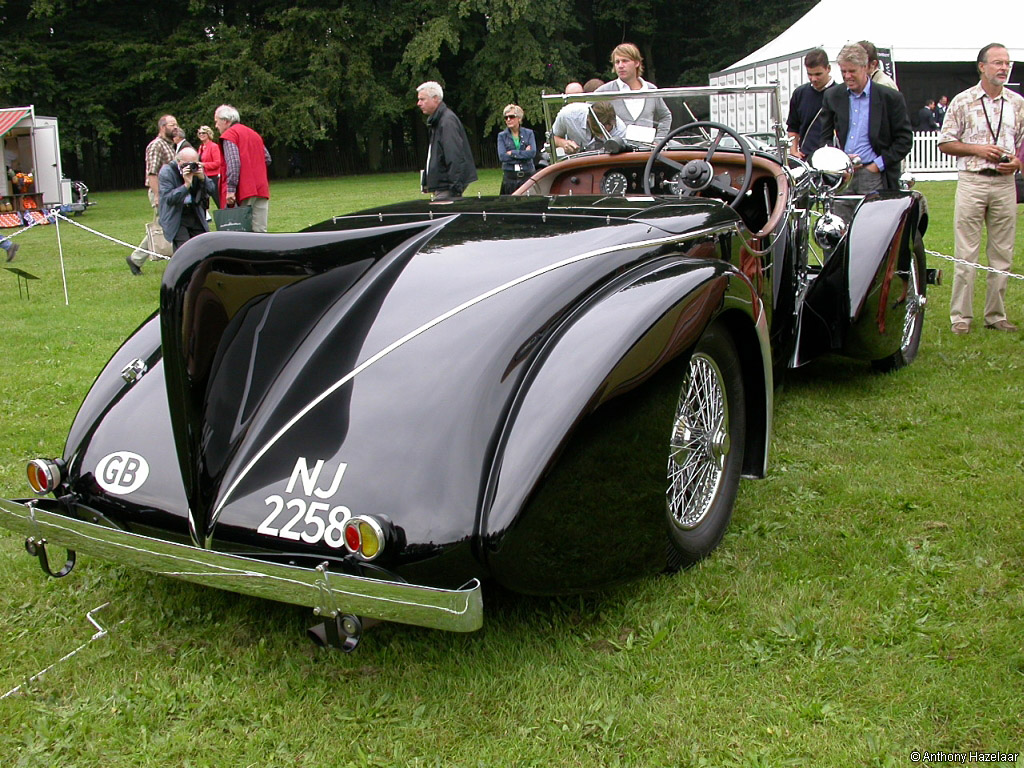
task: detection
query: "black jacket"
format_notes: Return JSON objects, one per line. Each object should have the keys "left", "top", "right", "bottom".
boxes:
{"left": 424, "top": 102, "right": 478, "bottom": 195}
{"left": 820, "top": 82, "right": 914, "bottom": 190}
{"left": 915, "top": 106, "right": 940, "bottom": 132}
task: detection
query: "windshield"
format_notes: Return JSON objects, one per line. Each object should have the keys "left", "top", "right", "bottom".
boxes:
{"left": 539, "top": 84, "right": 786, "bottom": 164}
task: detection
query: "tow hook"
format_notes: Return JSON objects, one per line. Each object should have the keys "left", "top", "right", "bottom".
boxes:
{"left": 25, "top": 536, "right": 77, "bottom": 578}
{"left": 307, "top": 613, "right": 379, "bottom": 652}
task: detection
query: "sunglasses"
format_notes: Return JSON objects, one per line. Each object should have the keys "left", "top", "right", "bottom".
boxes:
{"left": 504, "top": 115, "right": 518, "bottom": 120}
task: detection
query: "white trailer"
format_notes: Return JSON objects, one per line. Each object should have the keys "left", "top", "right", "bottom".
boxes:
{"left": 1, "top": 105, "right": 81, "bottom": 216}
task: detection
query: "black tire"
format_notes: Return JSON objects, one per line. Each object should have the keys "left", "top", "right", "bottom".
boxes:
{"left": 665, "top": 323, "right": 746, "bottom": 569}
{"left": 872, "top": 239, "right": 925, "bottom": 373}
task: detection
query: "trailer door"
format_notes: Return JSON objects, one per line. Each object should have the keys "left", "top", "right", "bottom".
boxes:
{"left": 32, "top": 118, "right": 63, "bottom": 206}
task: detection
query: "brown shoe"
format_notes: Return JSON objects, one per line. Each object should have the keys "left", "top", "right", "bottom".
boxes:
{"left": 985, "top": 320, "right": 1018, "bottom": 332}
{"left": 951, "top": 321, "right": 970, "bottom": 335}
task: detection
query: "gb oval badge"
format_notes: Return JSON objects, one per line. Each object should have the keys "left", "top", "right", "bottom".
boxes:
{"left": 96, "top": 451, "right": 150, "bottom": 494}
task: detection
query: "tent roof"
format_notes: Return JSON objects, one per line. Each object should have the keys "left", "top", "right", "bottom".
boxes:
{"left": 723, "top": 0, "right": 1022, "bottom": 71}
{"left": 0, "top": 107, "right": 32, "bottom": 137}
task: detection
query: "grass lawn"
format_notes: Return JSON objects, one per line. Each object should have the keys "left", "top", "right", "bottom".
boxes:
{"left": 1, "top": 173, "right": 1022, "bottom": 767}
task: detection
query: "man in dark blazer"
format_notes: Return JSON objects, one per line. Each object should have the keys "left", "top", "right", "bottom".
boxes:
{"left": 158, "top": 147, "right": 217, "bottom": 252}
{"left": 819, "top": 43, "right": 913, "bottom": 192}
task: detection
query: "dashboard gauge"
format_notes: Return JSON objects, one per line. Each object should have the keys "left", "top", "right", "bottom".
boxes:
{"left": 664, "top": 171, "right": 686, "bottom": 195}
{"left": 601, "top": 171, "right": 629, "bottom": 196}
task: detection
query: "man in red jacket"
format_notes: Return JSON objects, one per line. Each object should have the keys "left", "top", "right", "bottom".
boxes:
{"left": 214, "top": 104, "right": 271, "bottom": 232}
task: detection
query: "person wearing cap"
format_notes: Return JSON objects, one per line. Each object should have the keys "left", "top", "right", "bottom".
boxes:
{"left": 497, "top": 104, "right": 536, "bottom": 195}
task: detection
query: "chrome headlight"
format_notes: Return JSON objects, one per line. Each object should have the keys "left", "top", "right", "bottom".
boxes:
{"left": 813, "top": 212, "right": 848, "bottom": 250}
{"left": 809, "top": 146, "right": 854, "bottom": 193}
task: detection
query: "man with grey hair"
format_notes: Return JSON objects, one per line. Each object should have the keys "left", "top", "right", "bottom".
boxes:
{"left": 819, "top": 43, "right": 912, "bottom": 193}
{"left": 938, "top": 43, "right": 1024, "bottom": 334}
{"left": 213, "top": 104, "right": 271, "bottom": 232}
{"left": 127, "top": 114, "right": 177, "bottom": 274}
{"left": 416, "top": 81, "right": 477, "bottom": 201}
{"left": 157, "top": 147, "right": 217, "bottom": 252}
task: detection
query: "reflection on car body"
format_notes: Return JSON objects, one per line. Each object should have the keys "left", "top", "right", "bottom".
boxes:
{"left": 0, "top": 84, "right": 930, "bottom": 649}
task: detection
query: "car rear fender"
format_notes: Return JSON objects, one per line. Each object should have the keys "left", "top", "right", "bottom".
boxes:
{"left": 480, "top": 257, "right": 771, "bottom": 556}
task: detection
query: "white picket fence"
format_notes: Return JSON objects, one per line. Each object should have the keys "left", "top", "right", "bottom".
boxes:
{"left": 905, "top": 133, "right": 958, "bottom": 179}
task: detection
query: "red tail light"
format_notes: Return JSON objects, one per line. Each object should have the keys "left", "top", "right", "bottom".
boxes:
{"left": 342, "top": 516, "right": 388, "bottom": 561}
{"left": 27, "top": 458, "right": 65, "bottom": 495}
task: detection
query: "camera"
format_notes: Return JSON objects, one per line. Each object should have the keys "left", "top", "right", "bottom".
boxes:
{"left": 999, "top": 154, "right": 1011, "bottom": 163}
{"left": 184, "top": 162, "right": 200, "bottom": 173}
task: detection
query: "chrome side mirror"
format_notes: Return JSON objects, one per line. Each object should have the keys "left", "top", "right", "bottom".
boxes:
{"left": 809, "top": 147, "right": 854, "bottom": 193}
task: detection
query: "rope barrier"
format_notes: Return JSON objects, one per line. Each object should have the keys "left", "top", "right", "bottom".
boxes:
{"left": 0, "top": 218, "right": 41, "bottom": 243}
{"left": 1, "top": 602, "right": 126, "bottom": 699}
{"left": 926, "top": 248, "right": 1023, "bottom": 281}
{"left": 51, "top": 211, "right": 169, "bottom": 260}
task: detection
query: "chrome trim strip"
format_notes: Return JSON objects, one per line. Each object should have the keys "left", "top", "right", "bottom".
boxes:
{"left": 0, "top": 498, "right": 483, "bottom": 633}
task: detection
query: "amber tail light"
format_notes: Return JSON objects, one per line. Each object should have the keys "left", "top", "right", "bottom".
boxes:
{"left": 27, "top": 458, "right": 66, "bottom": 495}
{"left": 342, "top": 515, "right": 391, "bottom": 561}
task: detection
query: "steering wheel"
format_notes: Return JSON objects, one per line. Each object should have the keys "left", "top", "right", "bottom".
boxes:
{"left": 642, "top": 121, "right": 754, "bottom": 207}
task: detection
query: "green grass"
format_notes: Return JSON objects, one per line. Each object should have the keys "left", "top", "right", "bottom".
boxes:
{"left": 1, "top": 176, "right": 1022, "bottom": 767}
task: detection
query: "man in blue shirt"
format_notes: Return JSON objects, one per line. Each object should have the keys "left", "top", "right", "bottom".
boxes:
{"left": 819, "top": 44, "right": 913, "bottom": 193}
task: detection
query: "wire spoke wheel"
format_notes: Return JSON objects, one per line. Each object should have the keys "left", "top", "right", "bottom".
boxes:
{"left": 665, "top": 324, "right": 746, "bottom": 568}
{"left": 668, "top": 354, "right": 729, "bottom": 528}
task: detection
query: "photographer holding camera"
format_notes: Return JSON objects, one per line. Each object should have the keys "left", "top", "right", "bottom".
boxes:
{"left": 158, "top": 147, "right": 218, "bottom": 253}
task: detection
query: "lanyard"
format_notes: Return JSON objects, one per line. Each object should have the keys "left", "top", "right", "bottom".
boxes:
{"left": 981, "top": 95, "right": 1004, "bottom": 145}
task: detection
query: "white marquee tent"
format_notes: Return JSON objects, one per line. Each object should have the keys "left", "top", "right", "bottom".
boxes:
{"left": 708, "top": 0, "right": 1021, "bottom": 175}
{"left": 725, "top": 0, "right": 1022, "bottom": 70}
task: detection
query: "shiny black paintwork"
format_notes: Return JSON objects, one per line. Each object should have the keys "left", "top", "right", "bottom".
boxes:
{"left": 53, "top": 185, "right": 923, "bottom": 596}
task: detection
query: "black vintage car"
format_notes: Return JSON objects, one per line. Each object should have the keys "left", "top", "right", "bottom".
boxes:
{"left": 0, "top": 86, "right": 929, "bottom": 649}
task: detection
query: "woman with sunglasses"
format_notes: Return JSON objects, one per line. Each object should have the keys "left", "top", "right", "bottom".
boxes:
{"left": 497, "top": 105, "right": 536, "bottom": 195}
{"left": 196, "top": 125, "right": 223, "bottom": 208}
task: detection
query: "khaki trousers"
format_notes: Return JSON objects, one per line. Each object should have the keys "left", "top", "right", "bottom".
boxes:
{"left": 238, "top": 196, "right": 269, "bottom": 233}
{"left": 949, "top": 171, "right": 1016, "bottom": 326}
{"left": 129, "top": 195, "right": 159, "bottom": 268}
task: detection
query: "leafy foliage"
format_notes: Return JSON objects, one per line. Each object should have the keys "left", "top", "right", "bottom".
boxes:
{"left": 0, "top": 0, "right": 816, "bottom": 184}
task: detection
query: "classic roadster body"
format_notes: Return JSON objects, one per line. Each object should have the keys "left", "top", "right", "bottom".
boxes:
{"left": 0, "top": 86, "right": 929, "bottom": 647}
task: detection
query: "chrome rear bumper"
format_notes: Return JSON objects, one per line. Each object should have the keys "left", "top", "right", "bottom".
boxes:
{"left": 0, "top": 498, "right": 483, "bottom": 633}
